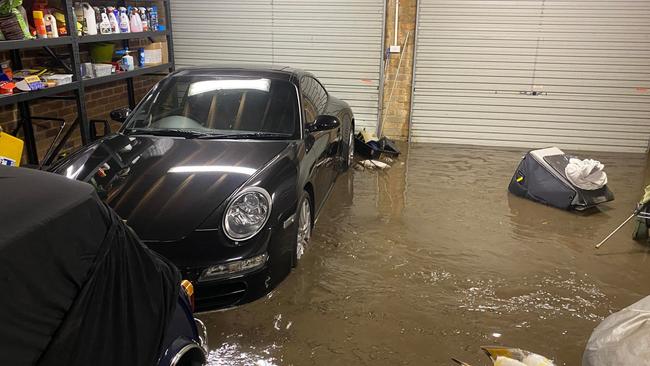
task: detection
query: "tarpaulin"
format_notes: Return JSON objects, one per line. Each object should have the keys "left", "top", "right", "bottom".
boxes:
{"left": 0, "top": 166, "right": 180, "bottom": 366}
{"left": 583, "top": 295, "right": 650, "bottom": 366}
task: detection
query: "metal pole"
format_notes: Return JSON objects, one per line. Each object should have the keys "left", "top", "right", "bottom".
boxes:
{"left": 595, "top": 213, "right": 637, "bottom": 249}
{"left": 375, "top": 0, "right": 387, "bottom": 136}
{"left": 9, "top": 49, "right": 38, "bottom": 164}
{"left": 163, "top": 0, "right": 176, "bottom": 71}
{"left": 394, "top": 0, "right": 399, "bottom": 46}
{"left": 407, "top": 0, "right": 421, "bottom": 143}
{"left": 64, "top": 0, "right": 90, "bottom": 144}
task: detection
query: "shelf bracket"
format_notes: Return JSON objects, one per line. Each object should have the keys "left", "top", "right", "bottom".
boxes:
{"left": 42, "top": 46, "right": 73, "bottom": 73}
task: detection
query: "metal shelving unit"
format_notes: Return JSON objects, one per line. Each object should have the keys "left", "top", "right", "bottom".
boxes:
{"left": 1, "top": 0, "right": 174, "bottom": 165}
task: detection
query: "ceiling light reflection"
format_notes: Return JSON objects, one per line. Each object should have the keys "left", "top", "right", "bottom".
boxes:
{"left": 188, "top": 78, "right": 271, "bottom": 96}
{"left": 168, "top": 165, "right": 256, "bottom": 175}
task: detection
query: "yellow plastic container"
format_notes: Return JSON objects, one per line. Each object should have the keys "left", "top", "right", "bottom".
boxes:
{"left": 0, "top": 132, "right": 24, "bottom": 167}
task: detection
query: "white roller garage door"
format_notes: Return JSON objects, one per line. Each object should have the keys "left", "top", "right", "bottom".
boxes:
{"left": 171, "top": 0, "right": 385, "bottom": 131}
{"left": 411, "top": 0, "right": 650, "bottom": 153}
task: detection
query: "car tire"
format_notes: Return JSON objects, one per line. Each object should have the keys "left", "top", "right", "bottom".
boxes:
{"left": 341, "top": 122, "right": 355, "bottom": 172}
{"left": 633, "top": 219, "right": 648, "bottom": 241}
{"left": 293, "top": 191, "right": 312, "bottom": 267}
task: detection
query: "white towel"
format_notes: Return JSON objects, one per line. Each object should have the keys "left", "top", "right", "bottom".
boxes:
{"left": 565, "top": 158, "right": 608, "bottom": 190}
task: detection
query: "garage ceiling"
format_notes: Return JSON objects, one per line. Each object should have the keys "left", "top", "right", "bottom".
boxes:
{"left": 171, "top": 0, "right": 385, "bottom": 131}
{"left": 411, "top": 0, "right": 650, "bottom": 153}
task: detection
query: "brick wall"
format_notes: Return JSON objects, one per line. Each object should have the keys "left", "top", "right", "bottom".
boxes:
{"left": 0, "top": 44, "right": 162, "bottom": 164}
{"left": 380, "top": 0, "right": 417, "bottom": 140}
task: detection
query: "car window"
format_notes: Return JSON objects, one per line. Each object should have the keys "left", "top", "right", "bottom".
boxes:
{"left": 301, "top": 76, "right": 328, "bottom": 123}
{"left": 311, "top": 77, "right": 328, "bottom": 112}
{"left": 125, "top": 76, "right": 300, "bottom": 137}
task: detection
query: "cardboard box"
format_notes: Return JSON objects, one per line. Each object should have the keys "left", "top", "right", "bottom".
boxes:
{"left": 144, "top": 42, "right": 169, "bottom": 66}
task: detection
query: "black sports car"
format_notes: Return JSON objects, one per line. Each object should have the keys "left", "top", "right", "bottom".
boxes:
{"left": 51, "top": 66, "right": 355, "bottom": 311}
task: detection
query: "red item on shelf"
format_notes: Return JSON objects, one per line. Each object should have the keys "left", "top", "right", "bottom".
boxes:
{"left": 0, "top": 81, "right": 16, "bottom": 95}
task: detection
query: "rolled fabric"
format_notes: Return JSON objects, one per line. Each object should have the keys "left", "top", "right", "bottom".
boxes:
{"left": 565, "top": 158, "right": 608, "bottom": 190}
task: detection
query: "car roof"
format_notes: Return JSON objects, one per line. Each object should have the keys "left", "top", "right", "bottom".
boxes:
{"left": 171, "top": 64, "right": 313, "bottom": 81}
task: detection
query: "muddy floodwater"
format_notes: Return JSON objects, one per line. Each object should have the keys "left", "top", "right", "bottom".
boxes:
{"left": 198, "top": 144, "right": 650, "bottom": 366}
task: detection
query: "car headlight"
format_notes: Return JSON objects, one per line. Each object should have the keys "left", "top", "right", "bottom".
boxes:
{"left": 223, "top": 187, "right": 272, "bottom": 241}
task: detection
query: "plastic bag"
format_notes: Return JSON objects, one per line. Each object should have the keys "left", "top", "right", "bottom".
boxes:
{"left": 582, "top": 295, "right": 650, "bottom": 366}
{"left": 0, "top": 0, "right": 32, "bottom": 40}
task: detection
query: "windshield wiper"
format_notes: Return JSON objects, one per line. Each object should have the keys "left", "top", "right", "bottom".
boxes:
{"left": 196, "top": 132, "right": 291, "bottom": 140}
{"left": 125, "top": 128, "right": 217, "bottom": 139}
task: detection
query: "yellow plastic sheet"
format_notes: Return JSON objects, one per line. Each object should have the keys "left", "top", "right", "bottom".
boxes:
{"left": 0, "top": 132, "right": 24, "bottom": 167}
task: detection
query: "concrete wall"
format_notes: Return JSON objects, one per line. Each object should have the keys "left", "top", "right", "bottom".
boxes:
{"left": 380, "top": 0, "right": 417, "bottom": 140}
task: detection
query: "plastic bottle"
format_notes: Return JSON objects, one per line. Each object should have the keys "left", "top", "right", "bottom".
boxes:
{"left": 129, "top": 7, "right": 143, "bottom": 32}
{"left": 121, "top": 50, "right": 134, "bottom": 71}
{"left": 138, "top": 7, "right": 148, "bottom": 32}
{"left": 81, "top": 3, "right": 97, "bottom": 35}
{"left": 74, "top": 2, "right": 85, "bottom": 35}
{"left": 118, "top": 7, "right": 130, "bottom": 33}
{"left": 44, "top": 14, "right": 58, "bottom": 38}
{"left": 93, "top": 6, "right": 102, "bottom": 33}
{"left": 106, "top": 7, "right": 120, "bottom": 33}
{"left": 33, "top": 11, "right": 47, "bottom": 38}
{"left": 147, "top": 6, "right": 158, "bottom": 31}
{"left": 99, "top": 12, "right": 111, "bottom": 34}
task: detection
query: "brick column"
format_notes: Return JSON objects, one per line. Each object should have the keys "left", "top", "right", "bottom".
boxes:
{"left": 380, "top": 0, "right": 417, "bottom": 140}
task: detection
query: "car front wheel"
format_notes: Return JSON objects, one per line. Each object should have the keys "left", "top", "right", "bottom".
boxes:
{"left": 293, "top": 191, "right": 312, "bottom": 266}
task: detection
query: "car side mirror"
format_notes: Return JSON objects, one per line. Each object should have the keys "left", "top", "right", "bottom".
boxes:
{"left": 110, "top": 107, "right": 131, "bottom": 123}
{"left": 307, "top": 115, "right": 340, "bottom": 133}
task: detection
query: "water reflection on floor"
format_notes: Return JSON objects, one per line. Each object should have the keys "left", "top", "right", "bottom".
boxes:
{"left": 199, "top": 144, "right": 650, "bottom": 366}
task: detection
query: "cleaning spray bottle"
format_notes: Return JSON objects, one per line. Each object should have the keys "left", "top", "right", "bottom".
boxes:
{"left": 32, "top": 10, "right": 48, "bottom": 38}
{"left": 138, "top": 7, "right": 148, "bottom": 31}
{"left": 106, "top": 7, "right": 120, "bottom": 33}
{"left": 129, "top": 7, "right": 143, "bottom": 32}
{"left": 44, "top": 13, "right": 58, "bottom": 38}
{"left": 99, "top": 12, "right": 111, "bottom": 34}
{"left": 81, "top": 3, "right": 97, "bottom": 35}
{"left": 147, "top": 6, "right": 158, "bottom": 31}
{"left": 118, "top": 7, "right": 130, "bottom": 33}
{"left": 93, "top": 6, "right": 102, "bottom": 33}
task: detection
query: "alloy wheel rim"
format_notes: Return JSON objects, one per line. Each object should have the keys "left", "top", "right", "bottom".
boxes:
{"left": 296, "top": 198, "right": 311, "bottom": 261}
{"left": 347, "top": 129, "right": 354, "bottom": 166}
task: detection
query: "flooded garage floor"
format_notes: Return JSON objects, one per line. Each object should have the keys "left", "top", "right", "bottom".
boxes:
{"left": 199, "top": 144, "right": 650, "bottom": 366}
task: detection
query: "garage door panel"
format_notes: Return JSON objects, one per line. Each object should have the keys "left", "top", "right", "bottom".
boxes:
{"left": 410, "top": 130, "right": 646, "bottom": 150}
{"left": 415, "top": 96, "right": 650, "bottom": 113}
{"left": 417, "top": 30, "right": 650, "bottom": 42}
{"left": 418, "top": 68, "right": 650, "bottom": 82}
{"left": 411, "top": 116, "right": 650, "bottom": 134}
{"left": 172, "top": 0, "right": 383, "bottom": 130}
{"left": 417, "top": 60, "right": 650, "bottom": 74}
{"left": 412, "top": 109, "right": 650, "bottom": 127}
{"left": 419, "top": 45, "right": 650, "bottom": 59}
{"left": 411, "top": 123, "right": 643, "bottom": 141}
{"left": 410, "top": 137, "right": 645, "bottom": 154}
{"left": 414, "top": 0, "right": 650, "bottom": 152}
{"left": 412, "top": 102, "right": 649, "bottom": 119}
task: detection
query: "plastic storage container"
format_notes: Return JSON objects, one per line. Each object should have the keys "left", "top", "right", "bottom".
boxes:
{"left": 92, "top": 64, "right": 112, "bottom": 77}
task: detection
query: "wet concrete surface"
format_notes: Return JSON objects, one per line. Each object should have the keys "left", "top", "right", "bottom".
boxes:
{"left": 198, "top": 144, "right": 650, "bottom": 365}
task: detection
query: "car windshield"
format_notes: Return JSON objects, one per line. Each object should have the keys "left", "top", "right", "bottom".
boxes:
{"left": 123, "top": 75, "right": 299, "bottom": 138}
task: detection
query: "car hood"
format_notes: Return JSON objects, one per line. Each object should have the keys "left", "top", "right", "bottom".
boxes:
{"left": 52, "top": 134, "right": 291, "bottom": 241}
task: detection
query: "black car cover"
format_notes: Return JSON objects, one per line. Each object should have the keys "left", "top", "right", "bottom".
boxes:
{"left": 508, "top": 147, "right": 614, "bottom": 210}
{"left": 0, "top": 166, "right": 180, "bottom": 366}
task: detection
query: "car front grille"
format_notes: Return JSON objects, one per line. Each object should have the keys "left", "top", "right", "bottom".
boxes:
{"left": 195, "top": 281, "right": 247, "bottom": 311}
